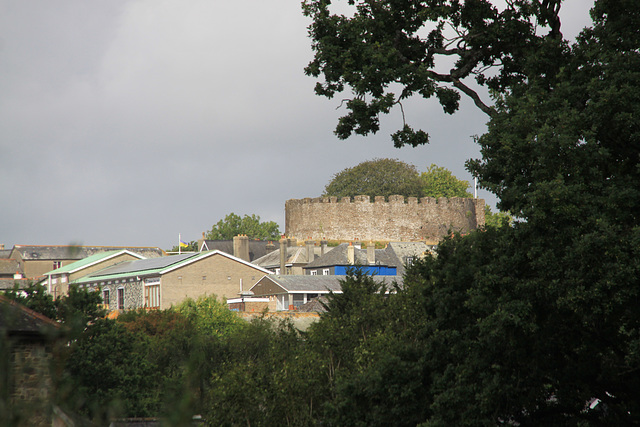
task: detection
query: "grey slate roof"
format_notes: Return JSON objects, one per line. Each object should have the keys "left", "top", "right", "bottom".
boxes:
{"left": 252, "top": 246, "right": 327, "bottom": 269}
{"left": 298, "top": 296, "right": 329, "bottom": 313}
{"left": 200, "top": 240, "right": 275, "bottom": 261}
{"left": 385, "top": 241, "right": 433, "bottom": 260}
{"left": 304, "top": 243, "right": 396, "bottom": 268}
{"left": 382, "top": 242, "right": 433, "bottom": 275}
{"left": 303, "top": 242, "right": 434, "bottom": 276}
{"left": 11, "top": 245, "right": 166, "bottom": 261}
{"left": 252, "top": 274, "right": 402, "bottom": 293}
{"left": 0, "top": 278, "right": 32, "bottom": 291}
{"left": 0, "top": 258, "right": 22, "bottom": 276}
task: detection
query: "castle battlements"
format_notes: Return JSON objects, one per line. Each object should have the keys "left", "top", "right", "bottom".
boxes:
{"left": 285, "top": 195, "right": 485, "bottom": 242}
{"left": 296, "top": 195, "right": 478, "bottom": 206}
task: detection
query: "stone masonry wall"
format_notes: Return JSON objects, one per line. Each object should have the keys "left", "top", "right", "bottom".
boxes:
{"left": 10, "top": 340, "right": 53, "bottom": 426}
{"left": 285, "top": 195, "right": 485, "bottom": 242}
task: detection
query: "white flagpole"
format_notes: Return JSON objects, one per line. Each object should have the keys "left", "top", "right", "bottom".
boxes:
{"left": 179, "top": 233, "right": 182, "bottom": 254}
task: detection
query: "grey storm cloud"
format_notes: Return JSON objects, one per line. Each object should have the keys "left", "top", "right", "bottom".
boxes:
{"left": 0, "top": 0, "right": 593, "bottom": 250}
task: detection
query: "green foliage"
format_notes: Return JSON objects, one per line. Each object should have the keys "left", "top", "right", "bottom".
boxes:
{"left": 421, "top": 164, "right": 472, "bottom": 198}
{"left": 1, "top": 282, "right": 105, "bottom": 327}
{"left": 483, "top": 205, "right": 513, "bottom": 228}
{"left": 306, "top": 269, "right": 429, "bottom": 426}
{"left": 56, "top": 284, "right": 106, "bottom": 328}
{"left": 307, "top": 0, "right": 640, "bottom": 424}
{"left": 175, "top": 295, "right": 245, "bottom": 339}
{"left": 64, "top": 318, "right": 159, "bottom": 421}
{"left": 205, "top": 212, "right": 280, "bottom": 241}
{"left": 2, "top": 282, "right": 57, "bottom": 320}
{"left": 323, "top": 158, "right": 423, "bottom": 200}
{"left": 303, "top": 0, "right": 562, "bottom": 144}
{"left": 204, "top": 318, "right": 319, "bottom": 426}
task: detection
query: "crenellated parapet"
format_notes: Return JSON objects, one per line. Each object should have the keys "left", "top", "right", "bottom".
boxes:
{"left": 285, "top": 195, "right": 485, "bottom": 242}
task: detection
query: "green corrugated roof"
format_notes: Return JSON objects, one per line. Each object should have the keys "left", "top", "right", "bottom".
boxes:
{"left": 71, "top": 251, "right": 211, "bottom": 285}
{"left": 43, "top": 250, "right": 123, "bottom": 275}
{"left": 72, "top": 267, "right": 165, "bottom": 284}
{"left": 71, "top": 250, "right": 271, "bottom": 286}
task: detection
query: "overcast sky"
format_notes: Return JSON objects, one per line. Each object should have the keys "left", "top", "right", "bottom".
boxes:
{"left": 0, "top": 1, "right": 594, "bottom": 250}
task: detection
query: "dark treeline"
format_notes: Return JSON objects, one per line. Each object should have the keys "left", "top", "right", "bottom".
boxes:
{"left": 4, "top": 0, "right": 640, "bottom": 424}
{"left": 5, "top": 248, "right": 640, "bottom": 426}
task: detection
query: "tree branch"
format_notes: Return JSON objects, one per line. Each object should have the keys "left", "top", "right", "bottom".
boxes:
{"left": 425, "top": 70, "right": 494, "bottom": 117}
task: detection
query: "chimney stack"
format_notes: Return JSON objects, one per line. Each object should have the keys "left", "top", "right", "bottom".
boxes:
{"left": 266, "top": 241, "right": 276, "bottom": 254}
{"left": 233, "top": 235, "right": 250, "bottom": 262}
{"left": 347, "top": 242, "right": 355, "bottom": 265}
{"left": 279, "top": 237, "right": 287, "bottom": 275}
{"left": 320, "top": 239, "right": 328, "bottom": 256}
{"left": 367, "top": 241, "right": 375, "bottom": 265}
{"left": 306, "top": 240, "right": 315, "bottom": 263}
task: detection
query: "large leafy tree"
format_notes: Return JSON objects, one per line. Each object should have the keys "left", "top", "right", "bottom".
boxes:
{"left": 205, "top": 213, "right": 280, "bottom": 241}
{"left": 306, "top": 0, "right": 640, "bottom": 424}
{"left": 303, "top": 0, "right": 564, "bottom": 147}
{"left": 459, "top": 3, "right": 640, "bottom": 420}
{"left": 323, "top": 158, "right": 424, "bottom": 199}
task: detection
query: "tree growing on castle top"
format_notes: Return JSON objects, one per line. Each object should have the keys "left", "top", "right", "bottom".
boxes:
{"left": 205, "top": 213, "right": 280, "bottom": 241}
{"left": 323, "top": 158, "right": 423, "bottom": 200}
{"left": 421, "top": 164, "right": 472, "bottom": 198}
{"left": 420, "top": 164, "right": 513, "bottom": 227}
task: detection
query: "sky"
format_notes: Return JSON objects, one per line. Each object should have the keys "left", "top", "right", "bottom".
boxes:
{"left": 0, "top": 1, "right": 594, "bottom": 251}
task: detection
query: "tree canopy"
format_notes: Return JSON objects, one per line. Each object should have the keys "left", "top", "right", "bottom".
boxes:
{"left": 303, "top": 0, "right": 565, "bottom": 147}
{"left": 2, "top": 282, "right": 105, "bottom": 327}
{"left": 421, "top": 163, "right": 472, "bottom": 198}
{"left": 323, "top": 158, "right": 478, "bottom": 201}
{"left": 323, "top": 158, "right": 423, "bottom": 200}
{"left": 205, "top": 213, "right": 280, "bottom": 241}
{"left": 306, "top": 0, "right": 640, "bottom": 423}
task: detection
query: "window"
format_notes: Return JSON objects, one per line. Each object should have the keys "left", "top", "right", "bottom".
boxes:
{"left": 293, "top": 294, "right": 305, "bottom": 308}
{"left": 322, "top": 269, "right": 330, "bottom": 275}
{"left": 53, "top": 261, "right": 61, "bottom": 269}
{"left": 144, "top": 284, "right": 160, "bottom": 310}
{"left": 102, "top": 289, "right": 110, "bottom": 309}
{"left": 310, "top": 270, "right": 318, "bottom": 276}
{"left": 117, "top": 288, "right": 125, "bottom": 310}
